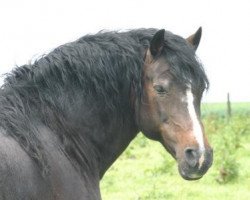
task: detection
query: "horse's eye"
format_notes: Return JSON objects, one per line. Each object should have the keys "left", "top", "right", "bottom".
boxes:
{"left": 153, "top": 85, "right": 167, "bottom": 94}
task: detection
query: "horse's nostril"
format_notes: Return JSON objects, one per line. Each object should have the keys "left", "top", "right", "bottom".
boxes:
{"left": 184, "top": 147, "right": 199, "bottom": 168}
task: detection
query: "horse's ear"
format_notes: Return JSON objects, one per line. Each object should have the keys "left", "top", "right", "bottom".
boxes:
{"left": 186, "top": 27, "right": 202, "bottom": 51}
{"left": 150, "top": 29, "right": 165, "bottom": 57}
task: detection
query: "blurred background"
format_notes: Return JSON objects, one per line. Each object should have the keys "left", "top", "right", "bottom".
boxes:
{"left": 0, "top": 0, "right": 250, "bottom": 199}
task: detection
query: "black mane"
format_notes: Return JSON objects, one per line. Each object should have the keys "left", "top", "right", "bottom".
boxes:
{"left": 0, "top": 29, "right": 209, "bottom": 175}
{"left": 162, "top": 34, "right": 209, "bottom": 92}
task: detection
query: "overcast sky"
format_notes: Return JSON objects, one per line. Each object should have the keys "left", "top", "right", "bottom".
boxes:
{"left": 0, "top": 0, "right": 249, "bottom": 102}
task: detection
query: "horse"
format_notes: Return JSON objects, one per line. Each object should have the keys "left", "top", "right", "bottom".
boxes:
{"left": 0, "top": 27, "right": 213, "bottom": 200}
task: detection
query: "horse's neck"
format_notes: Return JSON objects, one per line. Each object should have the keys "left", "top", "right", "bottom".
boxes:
{"left": 53, "top": 101, "right": 139, "bottom": 179}
{"left": 96, "top": 120, "right": 138, "bottom": 178}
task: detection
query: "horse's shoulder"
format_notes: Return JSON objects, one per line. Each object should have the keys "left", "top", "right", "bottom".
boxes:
{"left": 0, "top": 128, "right": 52, "bottom": 200}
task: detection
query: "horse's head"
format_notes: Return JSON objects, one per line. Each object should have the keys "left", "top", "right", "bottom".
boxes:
{"left": 138, "top": 28, "right": 213, "bottom": 180}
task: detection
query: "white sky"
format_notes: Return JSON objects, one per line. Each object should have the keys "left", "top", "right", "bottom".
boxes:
{"left": 0, "top": 0, "right": 250, "bottom": 102}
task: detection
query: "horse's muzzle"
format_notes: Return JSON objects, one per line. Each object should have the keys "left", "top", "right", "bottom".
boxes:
{"left": 178, "top": 147, "right": 213, "bottom": 180}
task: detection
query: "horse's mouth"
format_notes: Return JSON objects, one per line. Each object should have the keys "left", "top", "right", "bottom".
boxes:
{"left": 178, "top": 168, "right": 203, "bottom": 180}
{"left": 177, "top": 149, "right": 213, "bottom": 181}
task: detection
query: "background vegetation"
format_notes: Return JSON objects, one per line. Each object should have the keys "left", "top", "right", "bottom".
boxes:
{"left": 101, "top": 103, "right": 250, "bottom": 200}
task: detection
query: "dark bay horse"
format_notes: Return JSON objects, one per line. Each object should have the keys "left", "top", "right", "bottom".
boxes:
{"left": 0, "top": 28, "right": 213, "bottom": 199}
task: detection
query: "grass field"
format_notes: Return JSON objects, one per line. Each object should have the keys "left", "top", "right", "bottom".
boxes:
{"left": 100, "top": 102, "right": 250, "bottom": 200}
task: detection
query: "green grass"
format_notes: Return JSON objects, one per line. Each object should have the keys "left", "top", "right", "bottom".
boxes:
{"left": 202, "top": 102, "right": 250, "bottom": 116}
{"left": 100, "top": 103, "right": 250, "bottom": 200}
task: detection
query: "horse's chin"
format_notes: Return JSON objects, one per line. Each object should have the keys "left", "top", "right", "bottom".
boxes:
{"left": 178, "top": 166, "right": 203, "bottom": 180}
{"left": 177, "top": 159, "right": 211, "bottom": 181}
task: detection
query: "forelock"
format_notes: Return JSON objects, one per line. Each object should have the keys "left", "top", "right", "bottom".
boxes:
{"left": 162, "top": 33, "right": 209, "bottom": 91}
